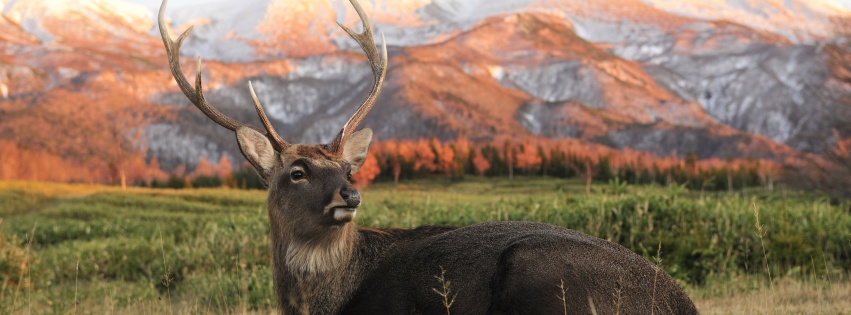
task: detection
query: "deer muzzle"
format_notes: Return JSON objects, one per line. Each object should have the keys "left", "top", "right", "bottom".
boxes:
{"left": 341, "top": 190, "right": 361, "bottom": 208}
{"left": 330, "top": 189, "right": 360, "bottom": 223}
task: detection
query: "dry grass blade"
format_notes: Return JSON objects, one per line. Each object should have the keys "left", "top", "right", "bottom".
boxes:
{"left": 557, "top": 279, "right": 568, "bottom": 315}
{"left": 588, "top": 296, "right": 598, "bottom": 315}
{"left": 432, "top": 267, "right": 457, "bottom": 315}
{"left": 74, "top": 260, "right": 79, "bottom": 315}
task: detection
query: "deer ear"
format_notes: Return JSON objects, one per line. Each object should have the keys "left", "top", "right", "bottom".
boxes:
{"left": 343, "top": 128, "right": 373, "bottom": 174}
{"left": 236, "top": 127, "right": 277, "bottom": 181}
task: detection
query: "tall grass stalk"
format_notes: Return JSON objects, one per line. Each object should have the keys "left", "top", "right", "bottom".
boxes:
{"left": 752, "top": 201, "right": 773, "bottom": 285}
{"left": 11, "top": 220, "right": 37, "bottom": 314}
{"left": 74, "top": 260, "right": 79, "bottom": 315}
{"left": 159, "top": 228, "right": 173, "bottom": 314}
{"left": 651, "top": 241, "right": 662, "bottom": 315}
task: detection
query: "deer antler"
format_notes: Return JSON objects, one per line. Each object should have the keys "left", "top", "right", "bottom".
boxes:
{"left": 159, "top": 0, "right": 385, "bottom": 154}
{"left": 328, "top": 0, "right": 388, "bottom": 155}
{"left": 158, "top": 0, "right": 288, "bottom": 151}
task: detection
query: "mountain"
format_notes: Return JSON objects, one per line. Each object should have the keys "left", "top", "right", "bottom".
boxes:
{"left": 145, "top": 12, "right": 796, "bottom": 169}
{"left": 1, "top": 0, "right": 848, "bottom": 172}
{"left": 641, "top": 0, "right": 848, "bottom": 42}
{"left": 608, "top": 19, "right": 849, "bottom": 152}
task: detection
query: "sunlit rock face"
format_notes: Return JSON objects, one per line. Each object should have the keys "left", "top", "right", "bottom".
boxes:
{"left": 3, "top": 0, "right": 153, "bottom": 46}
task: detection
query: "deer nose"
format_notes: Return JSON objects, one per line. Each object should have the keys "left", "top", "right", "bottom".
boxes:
{"left": 341, "top": 190, "right": 361, "bottom": 207}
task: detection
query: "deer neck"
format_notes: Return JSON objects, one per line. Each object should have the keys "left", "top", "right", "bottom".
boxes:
{"left": 269, "top": 215, "right": 364, "bottom": 314}
{"left": 283, "top": 224, "right": 359, "bottom": 275}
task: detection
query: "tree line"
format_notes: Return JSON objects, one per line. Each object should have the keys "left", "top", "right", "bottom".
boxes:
{"left": 367, "top": 138, "right": 779, "bottom": 192}
{"left": 76, "top": 137, "right": 783, "bottom": 192}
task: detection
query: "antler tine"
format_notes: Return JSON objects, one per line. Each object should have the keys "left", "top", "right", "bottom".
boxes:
{"left": 329, "top": 0, "right": 388, "bottom": 154}
{"left": 249, "top": 81, "right": 288, "bottom": 150}
{"left": 158, "top": 0, "right": 242, "bottom": 131}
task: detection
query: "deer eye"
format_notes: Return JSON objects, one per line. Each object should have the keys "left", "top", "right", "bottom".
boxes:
{"left": 291, "top": 170, "right": 306, "bottom": 181}
{"left": 347, "top": 172, "right": 353, "bottom": 181}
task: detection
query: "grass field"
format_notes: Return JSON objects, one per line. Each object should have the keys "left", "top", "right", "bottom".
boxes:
{"left": 1, "top": 178, "right": 849, "bottom": 314}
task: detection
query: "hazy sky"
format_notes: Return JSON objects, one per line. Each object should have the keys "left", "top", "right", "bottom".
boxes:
{"left": 124, "top": 0, "right": 851, "bottom": 10}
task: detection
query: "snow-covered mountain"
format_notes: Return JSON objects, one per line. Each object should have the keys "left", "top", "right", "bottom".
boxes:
{"left": 1, "top": 0, "right": 849, "bottom": 169}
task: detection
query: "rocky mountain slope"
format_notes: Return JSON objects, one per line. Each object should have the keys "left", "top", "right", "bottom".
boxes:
{"left": 1, "top": 0, "right": 848, "bottom": 170}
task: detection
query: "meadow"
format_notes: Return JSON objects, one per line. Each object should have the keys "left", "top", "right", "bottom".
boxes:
{"left": 0, "top": 178, "right": 849, "bottom": 314}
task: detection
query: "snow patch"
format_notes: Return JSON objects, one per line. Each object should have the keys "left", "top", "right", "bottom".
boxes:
{"left": 507, "top": 61, "right": 604, "bottom": 106}
{"left": 487, "top": 65, "right": 505, "bottom": 81}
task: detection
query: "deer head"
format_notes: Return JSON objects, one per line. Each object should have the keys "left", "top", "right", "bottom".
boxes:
{"left": 157, "top": 0, "right": 386, "bottom": 239}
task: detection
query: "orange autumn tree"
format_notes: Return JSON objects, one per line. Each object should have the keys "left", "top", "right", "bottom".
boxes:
{"left": 353, "top": 154, "right": 380, "bottom": 188}
{"left": 145, "top": 156, "right": 169, "bottom": 185}
{"left": 515, "top": 143, "right": 543, "bottom": 175}
{"left": 432, "top": 138, "right": 456, "bottom": 178}
{"left": 413, "top": 139, "right": 438, "bottom": 173}
{"left": 190, "top": 156, "right": 216, "bottom": 179}
{"left": 216, "top": 156, "right": 233, "bottom": 179}
{"left": 472, "top": 150, "right": 491, "bottom": 176}
{"left": 217, "top": 155, "right": 236, "bottom": 187}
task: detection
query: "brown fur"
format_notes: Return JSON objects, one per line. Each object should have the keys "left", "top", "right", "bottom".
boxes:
{"left": 294, "top": 145, "right": 337, "bottom": 160}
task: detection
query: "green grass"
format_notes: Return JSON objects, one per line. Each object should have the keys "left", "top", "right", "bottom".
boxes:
{"left": 0, "top": 178, "right": 849, "bottom": 314}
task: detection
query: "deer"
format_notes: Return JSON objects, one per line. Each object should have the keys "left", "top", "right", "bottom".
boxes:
{"left": 158, "top": 0, "right": 698, "bottom": 314}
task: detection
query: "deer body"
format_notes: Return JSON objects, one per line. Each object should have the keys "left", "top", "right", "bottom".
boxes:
{"left": 272, "top": 217, "right": 696, "bottom": 314}
{"left": 158, "top": 0, "right": 697, "bottom": 313}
